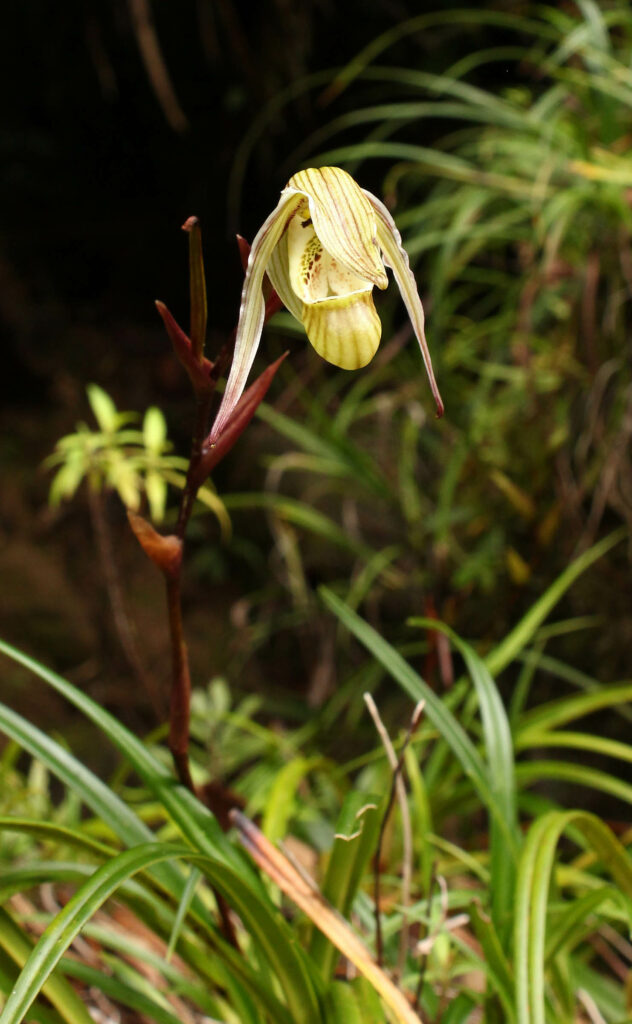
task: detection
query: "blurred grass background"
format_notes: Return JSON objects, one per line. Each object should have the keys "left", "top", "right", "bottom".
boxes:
{"left": 2, "top": 5, "right": 632, "bottom": 1019}
{"left": 1, "top": 0, "right": 630, "bottom": 766}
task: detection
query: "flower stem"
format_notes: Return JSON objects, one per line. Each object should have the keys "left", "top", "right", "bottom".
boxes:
{"left": 165, "top": 571, "right": 195, "bottom": 792}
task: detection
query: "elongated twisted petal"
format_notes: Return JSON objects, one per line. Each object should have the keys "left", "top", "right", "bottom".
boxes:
{"left": 210, "top": 193, "right": 302, "bottom": 442}
{"left": 302, "top": 289, "right": 381, "bottom": 370}
{"left": 266, "top": 229, "right": 303, "bottom": 321}
{"left": 285, "top": 167, "right": 388, "bottom": 289}
{"left": 364, "top": 190, "right": 444, "bottom": 417}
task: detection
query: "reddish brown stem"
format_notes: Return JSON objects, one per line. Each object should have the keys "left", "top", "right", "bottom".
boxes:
{"left": 163, "top": 385, "right": 214, "bottom": 788}
{"left": 183, "top": 216, "right": 208, "bottom": 362}
{"left": 165, "top": 389, "right": 214, "bottom": 789}
{"left": 176, "top": 392, "right": 214, "bottom": 538}
{"left": 165, "top": 572, "right": 195, "bottom": 791}
{"left": 165, "top": 387, "right": 241, "bottom": 950}
{"left": 159, "top": 228, "right": 285, "bottom": 797}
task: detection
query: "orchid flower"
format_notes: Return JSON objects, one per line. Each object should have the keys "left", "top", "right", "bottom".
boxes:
{"left": 210, "top": 166, "right": 443, "bottom": 442}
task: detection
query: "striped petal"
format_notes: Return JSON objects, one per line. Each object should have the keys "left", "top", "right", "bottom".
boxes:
{"left": 266, "top": 227, "right": 303, "bottom": 321}
{"left": 284, "top": 167, "right": 388, "bottom": 290}
{"left": 302, "top": 289, "right": 381, "bottom": 370}
{"left": 285, "top": 198, "right": 375, "bottom": 303}
{"left": 210, "top": 192, "right": 302, "bottom": 442}
{"left": 364, "top": 189, "right": 444, "bottom": 417}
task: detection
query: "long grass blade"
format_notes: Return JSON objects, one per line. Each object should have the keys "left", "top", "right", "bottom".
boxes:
{"left": 407, "top": 618, "right": 519, "bottom": 931}
{"left": 1, "top": 842, "right": 322, "bottom": 1024}
{"left": 0, "top": 908, "right": 94, "bottom": 1024}
{"left": 514, "top": 811, "right": 632, "bottom": 1024}
{"left": 0, "top": 640, "right": 250, "bottom": 879}
{"left": 319, "top": 587, "right": 516, "bottom": 853}
{"left": 484, "top": 528, "right": 626, "bottom": 678}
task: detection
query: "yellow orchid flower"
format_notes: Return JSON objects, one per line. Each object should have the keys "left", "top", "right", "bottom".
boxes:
{"left": 210, "top": 166, "right": 443, "bottom": 441}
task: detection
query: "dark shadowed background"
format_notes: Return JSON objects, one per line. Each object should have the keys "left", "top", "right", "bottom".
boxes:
{"left": 1, "top": 2, "right": 630, "bottom": 787}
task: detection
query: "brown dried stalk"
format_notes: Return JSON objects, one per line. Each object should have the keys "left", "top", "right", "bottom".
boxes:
{"left": 230, "top": 809, "right": 425, "bottom": 1024}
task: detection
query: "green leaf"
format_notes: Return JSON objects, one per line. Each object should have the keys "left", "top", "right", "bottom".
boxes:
{"left": 0, "top": 677, "right": 254, "bottom": 963}
{"left": 86, "top": 384, "right": 118, "bottom": 432}
{"left": 516, "top": 759, "right": 632, "bottom": 806}
{"left": 0, "top": 859, "right": 286, "bottom": 1024}
{"left": 309, "top": 791, "right": 380, "bottom": 980}
{"left": 0, "top": 844, "right": 191, "bottom": 1024}
{"left": 0, "top": 907, "right": 95, "bottom": 1024}
{"left": 145, "top": 469, "right": 168, "bottom": 521}
{"left": 166, "top": 866, "right": 201, "bottom": 961}
{"left": 568, "top": 960, "right": 626, "bottom": 1022}
{"left": 322, "top": 979, "right": 365, "bottom": 1024}
{"left": 0, "top": 860, "right": 173, "bottom": 925}
{"left": 468, "top": 901, "right": 515, "bottom": 1020}
{"left": 0, "top": 639, "right": 245, "bottom": 879}
{"left": 48, "top": 457, "right": 87, "bottom": 506}
{"left": 0, "top": 816, "right": 118, "bottom": 859}
{"left": 517, "top": 682, "right": 632, "bottom": 741}
{"left": 0, "top": 701, "right": 161, "bottom": 850}
{"left": 319, "top": 587, "right": 516, "bottom": 854}
{"left": 1, "top": 842, "right": 322, "bottom": 1024}
{"left": 345, "top": 545, "right": 402, "bottom": 612}
{"left": 191, "top": 857, "right": 323, "bottom": 1024}
{"left": 261, "top": 756, "right": 323, "bottom": 844}
{"left": 256, "top": 402, "right": 391, "bottom": 500}
{"left": 407, "top": 617, "right": 519, "bottom": 934}
{"left": 484, "top": 528, "right": 626, "bottom": 678}
{"left": 58, "top": 959, "right": 197, "bottom": 1024}
{"left": 518, "top": 728, "right": 632, "bottom": 766}
{"left": 440, "top": 993, "right": 480, "bottom": 1024}
{"left": 111, "top": 462, "right": 141, "bottom": 509}
{"left": 514, "top": 811, "right": 632, "bottom": 1024}
{"left": 404, "top": 745, "right": 434, "bottom": 894}
{"left": 143, "top": 406, "right": 168, "bottom": 454}
{"left": 345, "top": 976, "right": 385, "bottom": 1023}
{"left": 0, "top": 643, "right": 324, "bottom": 1024}
{"left": 224, "top": 492, "right": 374, "bottom": 560}
{"left": 0, "top": 947, "right": 62, "bottom": 1024}
{"left": 67, "top": 922, "right": 225, "bottom": 1018}
{"left": 545, "top": 885, "right": 630, "bottom": 961}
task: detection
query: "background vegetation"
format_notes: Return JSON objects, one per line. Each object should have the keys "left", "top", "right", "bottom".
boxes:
{"left": 1, "top": 2, "right": 632, "bottom": 1022}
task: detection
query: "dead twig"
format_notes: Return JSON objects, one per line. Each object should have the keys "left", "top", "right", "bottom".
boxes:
{"left": 127, "top": 0, "right": 188, "bottom": 132}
